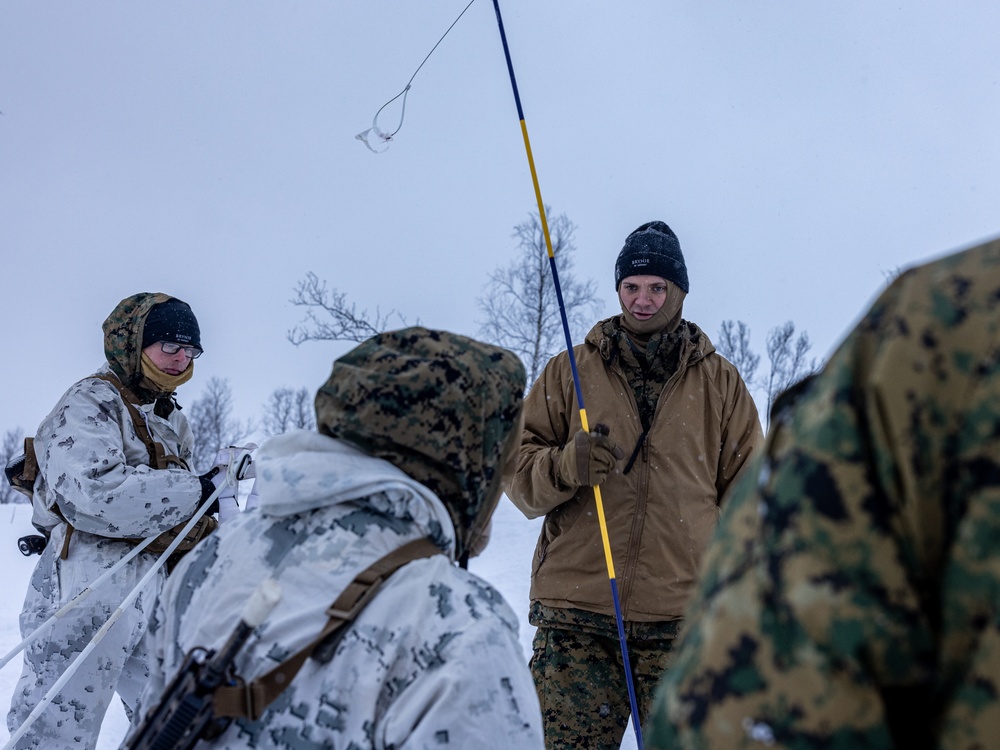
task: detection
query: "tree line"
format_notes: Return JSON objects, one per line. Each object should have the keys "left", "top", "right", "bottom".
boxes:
{"left": 283, "top": 208, "right": 823, "bottom": 426}
{"left": 1, "top": 208, "right": 831, "bottom": 500}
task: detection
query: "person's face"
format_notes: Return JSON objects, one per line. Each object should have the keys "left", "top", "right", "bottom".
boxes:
{"left": 619, "top": 275, "right": 670, "bottom": 320}
{"left": 143, "top": 341, "right": 194, "bottom": 376}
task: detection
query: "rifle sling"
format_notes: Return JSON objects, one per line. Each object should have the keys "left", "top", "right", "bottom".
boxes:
{"left": 213, "top": 537, "right": 443, "bottom": 721}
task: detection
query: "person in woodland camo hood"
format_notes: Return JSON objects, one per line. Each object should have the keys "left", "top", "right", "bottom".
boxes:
{"left": 647, "top": 234, "right": 1000, "bottom": 749}
{"left": 507, "top": 220, "right": 763, "bottom": 748}
{"left": 126, "top": 327, "right": 545, "bottom": 749}
{"left": 8, "top": 293, "right": 222, "bottom": 750}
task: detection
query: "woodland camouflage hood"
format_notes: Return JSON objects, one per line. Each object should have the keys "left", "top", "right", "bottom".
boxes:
{"left": 315, "top": 327, "right": 526, "bottom": 561}
{"left": 102, "top": 292, "right": 193, "bottom": 405}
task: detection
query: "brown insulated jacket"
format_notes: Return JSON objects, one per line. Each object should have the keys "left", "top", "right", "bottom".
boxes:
{"left": 508, "top": 316, "right": 763, "bottom": 621}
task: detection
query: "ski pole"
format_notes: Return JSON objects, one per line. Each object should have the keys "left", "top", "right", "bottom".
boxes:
{"left": 3, "top": 450, "right": 252, "bottom": 750}
{"left": 489, "top": 3, "right": 644, "bottom": 747}
{"left": 0, "top": 533, "right": 158, "bottom": 672}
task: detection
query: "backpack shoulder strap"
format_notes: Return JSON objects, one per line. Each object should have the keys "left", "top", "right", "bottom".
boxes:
{"left": 89, "top": 374, "right": 189, "bottom": 471}
{"left": 24, "top": 376, "right": 192, "bottom": 561}
{"left": 213, "top": 537, "right": 443, "bottom": 721}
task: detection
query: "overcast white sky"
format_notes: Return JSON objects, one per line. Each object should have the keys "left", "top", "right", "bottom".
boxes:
{"left": 2, "top": 1, "right": 999, "bottom": 436}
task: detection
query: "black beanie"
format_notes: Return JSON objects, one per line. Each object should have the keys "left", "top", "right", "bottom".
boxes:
{"left": 614, "top": 221, "right": 689, "bottom": 293}
{"left": 142, "top": 298, "right": 202, "bottom": 351}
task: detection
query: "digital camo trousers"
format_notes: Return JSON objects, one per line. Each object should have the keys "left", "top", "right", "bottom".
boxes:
{"left": 530, "top": 622, "right": 678, "bottom": 750}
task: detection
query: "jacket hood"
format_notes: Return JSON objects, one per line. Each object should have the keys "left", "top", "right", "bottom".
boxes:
{"left": 102, "top": 292, "right": 176, "bottom": 401}
{"left": 314, "top": 327, "right": 526, "bottom": 561}
{"left": 254, "top": 430, "right": 457, "bottom": 556}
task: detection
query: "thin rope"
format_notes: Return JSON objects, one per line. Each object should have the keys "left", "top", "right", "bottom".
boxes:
{"left": 357, "top": 0, "right": 477, "bottom": 151}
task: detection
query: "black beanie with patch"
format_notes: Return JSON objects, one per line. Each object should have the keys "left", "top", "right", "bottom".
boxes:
{"left": 141, "top": 298, "right": 202, "bottom": 351}
{"left": 614, "top": 221, "right": 689, "bottom": 293}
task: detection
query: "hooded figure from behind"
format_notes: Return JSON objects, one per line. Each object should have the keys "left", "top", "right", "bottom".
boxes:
{"left": 128, "top": 327, "right": 545, "bottom": 749}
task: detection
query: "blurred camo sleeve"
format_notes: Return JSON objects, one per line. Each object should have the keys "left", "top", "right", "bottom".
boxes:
{"left": 647, "top": 237, "right": 1000, "bottom": 749}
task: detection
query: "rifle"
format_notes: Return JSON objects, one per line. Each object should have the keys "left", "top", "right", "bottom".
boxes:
{"left": 126, "top": 579, "right": 281, "bottom": 750}
{"left": 126, "top": 538, "right": 439, "bottom": 748}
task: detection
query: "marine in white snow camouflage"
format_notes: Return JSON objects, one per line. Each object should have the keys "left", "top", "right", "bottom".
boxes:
{"left": 7, "top": 293, "right": 206, "bottom": 750}
{"left": 128, "top": 327, "right": 544, "bottom": 749}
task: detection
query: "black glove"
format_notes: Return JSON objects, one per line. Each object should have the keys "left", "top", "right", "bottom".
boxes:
{"left": 198, "top": 466, "right": 222, "bottom": 513}
{"left": 556, "top": 423, "right": 624, "bottom": 488}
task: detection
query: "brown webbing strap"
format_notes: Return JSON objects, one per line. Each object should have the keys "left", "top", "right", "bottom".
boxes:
{"left": 57, "top": 375, "right": 190, "bottom": 560}
{"left": 213, "top": 537, "right": 443, "bottom": 721}
{"left": 91, "top": 374, "right": 189, "bottom": 471}
{"left": 20, "top": 438, "right": 37, "bottom": 486}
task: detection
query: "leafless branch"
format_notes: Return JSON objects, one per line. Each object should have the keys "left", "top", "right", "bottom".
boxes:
{"left": 287, "top": 272, "right": 409, "bottom": 345}
{"left": 477, "top": 209, "right": 601, "bottom": 385}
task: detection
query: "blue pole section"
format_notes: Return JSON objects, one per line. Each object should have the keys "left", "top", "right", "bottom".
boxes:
{"left": 490, "top": 2, "right": 645, "bottom": 747}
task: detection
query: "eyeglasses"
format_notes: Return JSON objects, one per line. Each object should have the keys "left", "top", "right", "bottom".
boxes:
{"left": 159, "top": 341, "right": 203, "bottom": 359}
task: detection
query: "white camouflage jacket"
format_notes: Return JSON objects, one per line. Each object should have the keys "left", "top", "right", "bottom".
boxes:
{"left": 10, "top": 363, "right": 203, "bottom": 750}
{"left": 130, "top": 431, "right": 544, "bottom": 749}
{"left": 31, "top": 363, "right": 203, "bottom": 541}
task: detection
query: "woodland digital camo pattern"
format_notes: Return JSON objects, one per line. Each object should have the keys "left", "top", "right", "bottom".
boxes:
{"left": 315, "top": 326, "right": 527, "bottom": 562}
{"left": 8, "top": 294, "right": 203, "bottom": 750}
{"left": 102, "top": 291, "right": 172, "bottom": 402}
{"left": 600, "top": 317, "right": 689, "bottom": 428}
{"left": 130, "top": 327, "right": 542, "bottom": 749}
{"left": 648, "top": 236, "right": 1000, "bottom": 749}
{"left": 529, "top": 603, "right": 680, "bottom": 749}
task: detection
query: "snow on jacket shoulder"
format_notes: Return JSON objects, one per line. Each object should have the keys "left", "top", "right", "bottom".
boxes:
{"left": 32, "top": 364, "right": 202, "bottom": 539}
{"left": 134, "top": 432, "right": 544, "bottom": 750}
{"left": 508, "top": 316, "right": 763, "bottom": 621}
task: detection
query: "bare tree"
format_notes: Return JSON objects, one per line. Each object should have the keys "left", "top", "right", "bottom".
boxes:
{"left": 715, "top": 320, "right": 760, "bottom": 387}
{"left": 764, "top": 321, "right": 816, "bottom": 422}
{"left": 287, "top": 272, "right": 409, "bottom": 345}
{"left": 478, "top": 210, "right": 601, "bottom": 384}
{"left": 186, "top": 377, "right": 253, "bottom": 472}
{"left": 0, "top": 427, "right": 27, "bottom": 504}
{"left": 714, "top": 320, "right": 821, "bottom": 427}
{"left": 261, "top": 387, "right": 315, "bottom": 436}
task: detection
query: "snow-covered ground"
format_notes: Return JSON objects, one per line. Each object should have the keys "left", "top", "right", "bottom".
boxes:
{"left": 0, "top": 499, "right": 641, "bottom": 749}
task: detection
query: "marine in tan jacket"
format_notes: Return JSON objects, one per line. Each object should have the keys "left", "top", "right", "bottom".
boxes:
{"left": 507, "top": 221, "right": 763, "bottom": 749}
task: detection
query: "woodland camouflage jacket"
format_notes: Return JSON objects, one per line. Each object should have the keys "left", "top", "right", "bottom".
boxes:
{"left": 648, "top": 236, "right": 1000, "bottom": 749}
{"left": 508, "top": 316, "right": 763, "bottom": 621}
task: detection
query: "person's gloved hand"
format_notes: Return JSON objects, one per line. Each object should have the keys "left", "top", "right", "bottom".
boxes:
{"left": 200, "top": 445, "right": 257, "bottom": 520}
{"left": 212, "top": 444, "right": 258, "bottom": 483}
{"left": 198, "top": 465, "right": 226, "bottom": 514}
{"left": 555, "top": 423, "right": 624, "bottom": 489}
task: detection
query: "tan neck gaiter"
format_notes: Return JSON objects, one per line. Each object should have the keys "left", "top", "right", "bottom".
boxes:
{"left": 140, "top": 352, "right": 194, "bottom": 394}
